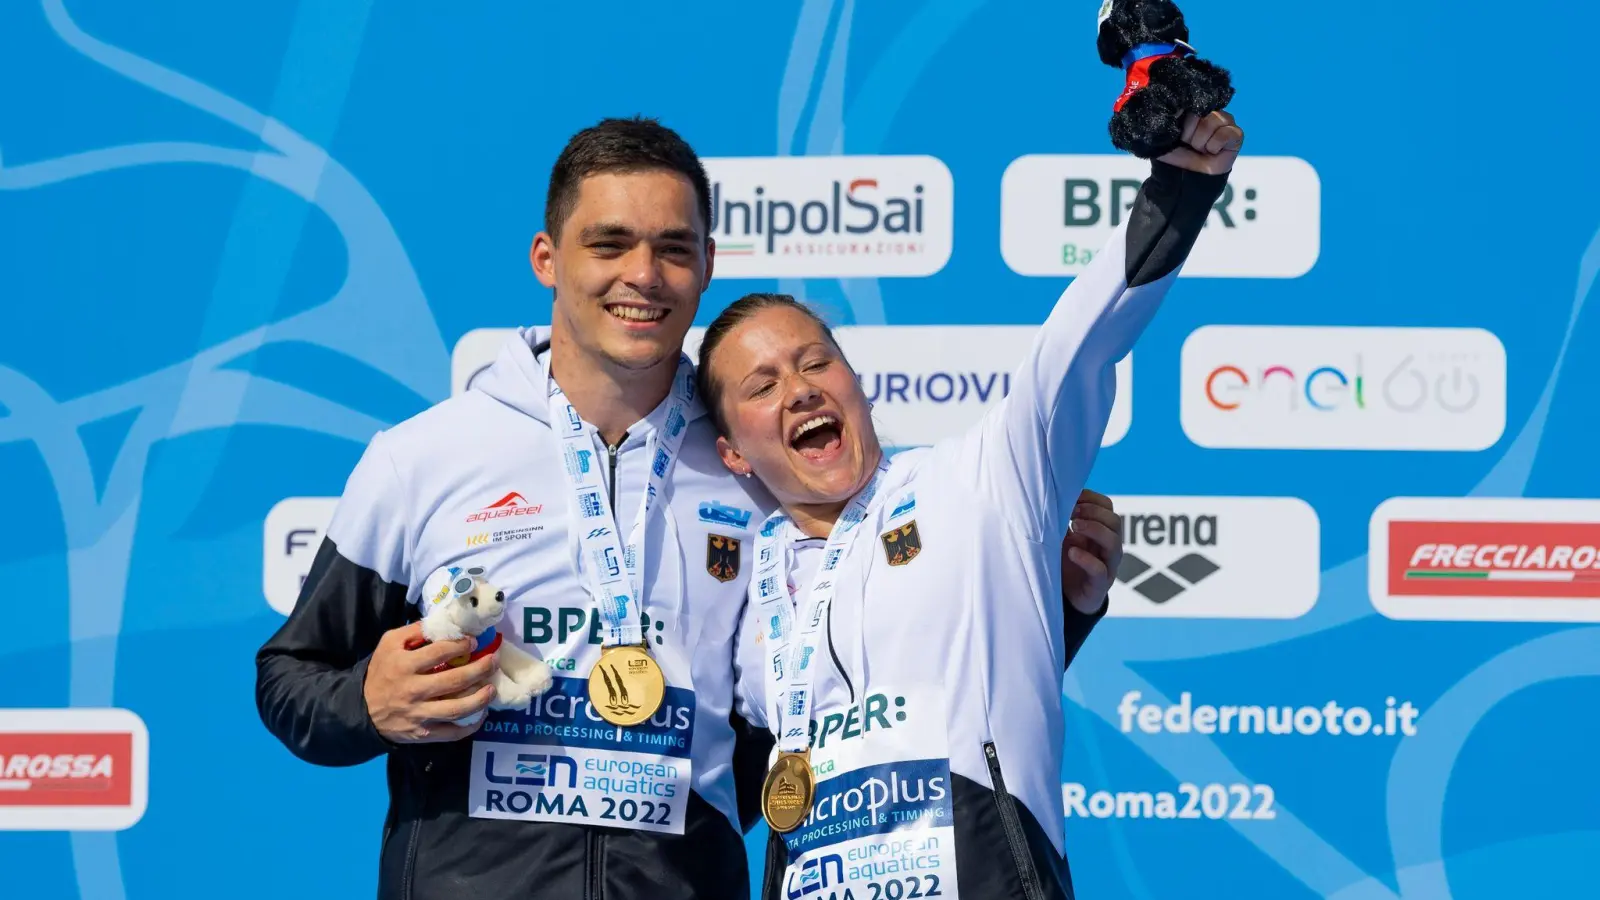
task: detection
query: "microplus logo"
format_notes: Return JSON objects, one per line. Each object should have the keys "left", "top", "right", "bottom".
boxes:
{"left": 264, "top": 497, "right": 338, "bottom": 615}
{"left": 1106, "top": 495, "right": 1319, "bottom": 619}
{"left": 702, "top": 156, "right": 953, "bottom": 278}
{"left": 831, "top": 326, "right": 1131, "bottom": 448}
{"left": 1181, "top": 326, "right": 1507, "bottom": 451}
{"left": 1000, "top": 155, "right": 1320, "bottom": 278}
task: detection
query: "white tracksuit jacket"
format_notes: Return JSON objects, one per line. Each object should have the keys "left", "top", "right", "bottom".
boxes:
{"left": 734, "top": 160, "right": 1230, "bottom": 900}
{"left": 257, "top": 327, "right": 777, "bottom": 900}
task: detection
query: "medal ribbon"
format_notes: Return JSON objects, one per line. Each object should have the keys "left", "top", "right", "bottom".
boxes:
{"left": 753, "top": 458, "right": 893, "bottom": 754}
{"left": 546, "top": 355, "right": 696, "bottom": 648}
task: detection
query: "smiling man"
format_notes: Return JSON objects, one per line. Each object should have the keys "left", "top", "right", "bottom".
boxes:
{"left": 255, "top": 117, "right": 1124, "bottom": 900}
{"left": 257, "top": 118, "right": 779, "bottom": 900}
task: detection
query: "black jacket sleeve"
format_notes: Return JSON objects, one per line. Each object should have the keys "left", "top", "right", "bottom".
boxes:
{"left": 730, "top": 711, "right": 777, "bottom": 834}
{"left": 1125, "top": 159, "right": 1230, "bottom": 287}
{"left": 255, "top": 430, "right": 414, "bottom": 767}
{"left": 1062, "top": 593, "right": 1108, "bottom": 672}
{"left": 255, "top": 537, "right": 410, "bottom": 766}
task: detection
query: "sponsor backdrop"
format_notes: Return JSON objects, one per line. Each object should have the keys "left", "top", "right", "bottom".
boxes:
{"left": 2, "top": 1, "right": 1597, "bottom": 898}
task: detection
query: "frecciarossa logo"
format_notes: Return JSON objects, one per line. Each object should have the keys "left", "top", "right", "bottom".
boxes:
{"left": 0, "top": 708, "right": 149, "bottom": 830}
{"left": 702, "top": 156, "right": 953, "bottom": 279}
{"left": 466, "top": 492, "right": 545, "bottom": 524}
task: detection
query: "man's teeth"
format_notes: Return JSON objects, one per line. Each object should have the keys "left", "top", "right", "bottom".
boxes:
{"left": 608, "top": 306, "right": 665, "bottom": 322}
{"left": 793, "top": 415, "right": 838, "bottom": 440}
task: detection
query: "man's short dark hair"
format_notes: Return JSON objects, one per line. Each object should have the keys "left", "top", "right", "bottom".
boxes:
{"left": 544, "top": 116, "right": 713, "bottom": 244}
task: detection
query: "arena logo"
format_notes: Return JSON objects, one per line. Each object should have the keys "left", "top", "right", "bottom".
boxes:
{"left": 0, "top": 708, "right": 148, "bottom": 831}
{"left": 1105, "top": 496, "right": 1320, "bottom": 619}
{"left": 701, "top": 156, "right": 954, "bottom": 278}
{"left": 830, "top": 326, "right": 1131, "bottom": 448}
{"left": 1369, "top": 497, "right": 1600, "bottom": 623}
{"left": 264, "top": 496, "right": 338, "bottom": 615}
{"left": 999, "top": 155, "right": 1320, "bottom": 278}
{"left": 1180, "top": 326, "right": 1507, "bottom": 451}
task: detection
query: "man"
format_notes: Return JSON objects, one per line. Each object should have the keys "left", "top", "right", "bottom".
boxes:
{"left": 255, "top": 117, "right": 1123, "bottom": 900}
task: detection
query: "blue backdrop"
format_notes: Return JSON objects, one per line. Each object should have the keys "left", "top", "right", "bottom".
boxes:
{"left": 2, "top": 1, "right": 1598, "bottom": 897}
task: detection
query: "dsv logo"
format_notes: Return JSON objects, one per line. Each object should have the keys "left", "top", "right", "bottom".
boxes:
{"left": 858, "top": 370, "right": 1013, "bottom": 405}
{"left": 1205, "top": 354, "right": 1484, "bottom": 414}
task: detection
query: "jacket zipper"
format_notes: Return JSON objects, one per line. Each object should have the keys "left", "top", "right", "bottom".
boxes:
{"left": 401, "top": 758, "right": 431, "bottom": 900}
{"left": 586, "top": 829, "right": 605, "bottom": 899}
{"left": 824, "top": 598, "right": 855, "bottom": 704}
{"left": 760, "top": 829, "right": 788, "bottom": 900}
{"left": 591, "top": 439, "right": 620, "bottom": 900}
{"left": 983, "top": 742, "right": 1045, "bottom": 900}
{"left": 607, "top": 440, "right": 623, "bottom": 515}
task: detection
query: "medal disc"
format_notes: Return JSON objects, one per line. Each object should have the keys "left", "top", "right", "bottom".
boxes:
{"left": 587, "top": 644, "right": 666, "bottom": 727}
{"left": 761, "top": 751, "right": 815, "bottom": 833}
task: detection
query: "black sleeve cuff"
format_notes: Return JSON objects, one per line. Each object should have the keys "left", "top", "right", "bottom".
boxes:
{"left": 1063, "top": 593, "right": 1110, "bottom": 671}
{"left": 1124, "top": 160, "right": 1232, "bottom": 287}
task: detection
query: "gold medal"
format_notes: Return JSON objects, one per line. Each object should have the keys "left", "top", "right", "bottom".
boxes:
{"left": 587, "top": 644, "right": 666, "bottom": 727}
{"left": 761, "top": 750, "right": 815, "bottom": 834}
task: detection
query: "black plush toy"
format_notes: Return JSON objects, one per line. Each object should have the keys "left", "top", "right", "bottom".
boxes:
{"left": 1097, "top": 0, "right": 1234, "bottom": 159}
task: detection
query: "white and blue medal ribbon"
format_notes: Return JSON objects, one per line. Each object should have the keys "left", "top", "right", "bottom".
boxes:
{"left": 753, "top": 458, "right": 893, "bottom": 754}
{"left": 546, "top": 355, "right": 695, "bottom": 648}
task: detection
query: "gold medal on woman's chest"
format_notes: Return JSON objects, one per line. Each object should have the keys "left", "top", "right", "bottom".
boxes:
{"left": 761, "top": 750, "right": 816, "bottom": 833}
{"left": 587, "top": 644, "right": 666, "bottom": 726}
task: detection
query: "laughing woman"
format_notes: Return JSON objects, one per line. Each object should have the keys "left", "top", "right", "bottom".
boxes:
{"left": 703, "top": 112, "right": 1242, "bottom": 900}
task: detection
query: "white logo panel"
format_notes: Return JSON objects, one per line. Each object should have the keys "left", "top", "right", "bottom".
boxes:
{"left": 704, "top": 156, "right": 954, "bottom": 278}
{"left": 1000, "top": 155, "right": 1320, "bottom": 278}
{"left": 832, "top": 326, "right": 1130, "bottom": 448}
{"left": 264, "top": 497, "right": 338, "bottom": 615}
{"left": 454, "top": 327, "right": 1130, "bottom": 448}
{"left": 1107, "top": 495, "right": 1320, "bottom": 619}
{"left": 0, "top": 708, "right": 149, "bottom": 831}
{"left": 1180, "top": 326, "right": 1507, "bottom": 451}
{"left": 1369, "top": 497, "right": 1600, "bottom": 623}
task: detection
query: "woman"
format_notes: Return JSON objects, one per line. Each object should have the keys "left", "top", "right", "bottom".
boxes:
{"left": 703, "top": 113, "right": 1242, "bottom": 900}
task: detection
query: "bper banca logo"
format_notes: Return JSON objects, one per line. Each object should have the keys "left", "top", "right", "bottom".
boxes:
{"left": 1000, "top": 155, "right": 1320, "bottom": 278}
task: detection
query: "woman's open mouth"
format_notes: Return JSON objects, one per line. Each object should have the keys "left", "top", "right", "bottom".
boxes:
{"left": 789, "top": 413, "right": 843, "bottom": 462}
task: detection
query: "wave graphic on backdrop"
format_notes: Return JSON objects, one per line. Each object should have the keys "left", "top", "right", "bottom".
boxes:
{"left": 1064, "top": 224, "right": 1600, "bottom": 899}
{"left": 0, "top": 1, "right": 445, "bottom": 897}
{"left": 782, "top": 5, "right": 1599, "bottom": 892}
{"left": 2, "top": 2, "right": 1594, "bottom": 898}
